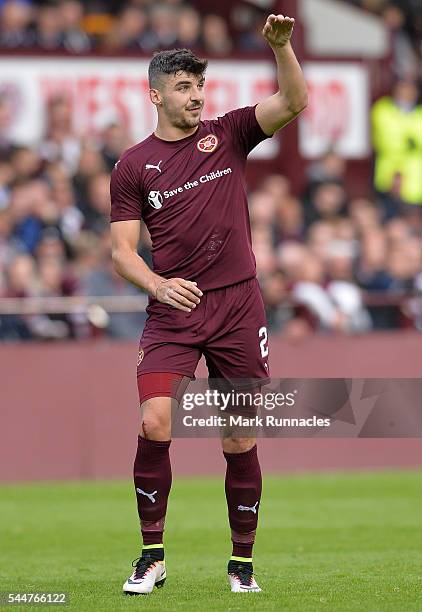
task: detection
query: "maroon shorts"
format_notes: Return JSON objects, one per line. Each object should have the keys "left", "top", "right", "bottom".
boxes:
{"left": 136, "top": 277, "right": 270, "bottom": 389}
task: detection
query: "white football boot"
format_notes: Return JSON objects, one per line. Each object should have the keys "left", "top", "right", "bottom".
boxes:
{"left": 123, "top": 555, "right": 166, "bottom": 595}
{"left": 227, "top": 559, "right": 262, "bottom": 592}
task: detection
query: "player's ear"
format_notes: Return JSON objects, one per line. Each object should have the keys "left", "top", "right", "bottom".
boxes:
{"left": 150, "top": 88, "right": 163, "bottom": 107}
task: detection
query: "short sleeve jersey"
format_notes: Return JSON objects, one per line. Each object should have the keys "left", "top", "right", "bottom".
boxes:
{"left": 110, "top": 105, "right": 270, "bottom": 291}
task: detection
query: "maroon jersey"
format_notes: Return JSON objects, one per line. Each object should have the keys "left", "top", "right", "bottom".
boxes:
{"left": 110, "top": 105, "right": 270, "bottom": 291}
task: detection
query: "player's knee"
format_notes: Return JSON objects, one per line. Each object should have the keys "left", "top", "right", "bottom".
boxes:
{"left": 140, "top": 416, "right": 170, "bottom": 440}
{"left": 140, "top": 400, "right": 171, "bottom": 440}
{"left": 222, "top": 437, "right": 256, "bottom": 454}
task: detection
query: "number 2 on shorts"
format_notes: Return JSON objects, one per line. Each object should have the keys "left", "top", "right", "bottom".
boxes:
{"left": 258, "top": 326, "right": 269, "bottom": 358}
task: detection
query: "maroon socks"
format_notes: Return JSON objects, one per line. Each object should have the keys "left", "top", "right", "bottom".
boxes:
{"left": 223, "top": 445, "right": 262, "bottom": 559}
{"left": 133, "top": 436, "right": 172, "bottom": 546}
{"left": 133, "top": 436, "right": 262, "bottom": 561}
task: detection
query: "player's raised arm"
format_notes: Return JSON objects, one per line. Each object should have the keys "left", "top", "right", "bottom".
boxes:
{"left": 111, "top": 220, "right": 202, "bottom": 312}
{"left": 256, "top": 14, "right": 308, "bottom": 136}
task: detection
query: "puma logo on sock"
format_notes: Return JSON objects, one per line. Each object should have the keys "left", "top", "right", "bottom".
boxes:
{"left": 237, "top": 501, "right": 258, "bottom": 514}
{"left": 136, "top": 488, "right": 157, "bottom": 503}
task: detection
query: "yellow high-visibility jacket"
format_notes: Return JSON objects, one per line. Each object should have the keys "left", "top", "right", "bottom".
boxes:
{"left": 371, "top": 96, "right": 422, "bottom": 204}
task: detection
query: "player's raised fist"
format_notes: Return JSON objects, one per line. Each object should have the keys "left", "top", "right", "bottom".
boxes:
{"left": 262, "top": 14, "right": 295, "bottom": 48}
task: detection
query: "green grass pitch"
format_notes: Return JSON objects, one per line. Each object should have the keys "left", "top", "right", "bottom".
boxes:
{"left": 1, "top": 471, "right": 421, "bottom": 611}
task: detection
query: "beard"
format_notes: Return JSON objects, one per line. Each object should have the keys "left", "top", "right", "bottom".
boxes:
{"left": 163, "top": 102, "right": 203, "bottom": 130}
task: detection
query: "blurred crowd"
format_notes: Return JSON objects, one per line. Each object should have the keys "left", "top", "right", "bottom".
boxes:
{"left": 346, "top": 0, "right": 422, "bottom": 80}
{"left": 1, "top": 0, "right": 422, "bottom": 340}
{"left": 1, "top": 76, "right": 422, "bottom": 341}
{"left": 255, "top": 72, "right": 422, "bottom": 339}
{"left": 0, "top": 0, "right": 421, "bottom": 70}
{"left": 253, "top": 155, "right": 422, "bottom": 338}
{"left": 0, "top": 95, "right": 151, "bottom": 340}
{"left": 0, "top": 0, "right": 270, "bottom": 55}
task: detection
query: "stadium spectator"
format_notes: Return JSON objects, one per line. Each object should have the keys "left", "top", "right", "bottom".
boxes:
{"left": 34, "top": 2, "right": 64, "bottom": 50}
{"left": 304, "top": 180, "right": 348, "bottom": 228}
{"left": 40, "top": 95, "right": 81, "bottom": 173}
{"left": 10, "top": 146, "right": 41, "bottom": 181}
{"left": 260, "top": 173, "right": 291, "bottom": 203}
{"left": 101, "top": 4, "right": 148, "bottom": 51}
{"left": 72, "top": 143, "right": 106, "bottom": 217}
{"left": 100, "top": 123, "right": 132, "bottom": 173}
{"left": 307, "top": 221, "right": 336, "bottom": 262}
{"left": 61, "top": 0, "right": 91, "bottom": 53}
{"left": 9, "top": 181, "right": 44, "bottom": 252}
{"left": 0, "top": 96, "right": 15, "bottom": 163}
{"left": 261, "top": 269, "right": 291, "bottom": 333}
{"left": 142, "top": 4, "right": 178, "bottom": 51}
{"left": 348, "top": 197, "right": 381, "bottom": 234}
{"left": 202, "top": 14, "right": 233, "bottom": 56}
{"left": 275, "top": 196, "right": 305, "bottom": 242}
{"left": 372, "top": 80, "right": 422, "bottom": 206}
{"left": 0, "top": 0, "right": 33, "bottom": 48}
{"left": 84, "top": 172, "right": 112, "bottom": 232}
{"left": 5, "top": 252, "right": 35, "bottom": 297}
{"left": 232, "top": 4, "right": 269, "bottom": 53}
{"left": 77, "top": 224, "right": 147, "bottom": 338}
{"left": 257, "top": 174, "right": 305, "bottom": 242}
{"left": 305, "top": 151, "right": 347, "bottom": 197}
{"left": 0, "top": 209, "right": 17, "bottom": 288}
{"left": 176, "top": 4, "right": 201, "bottom": 51}
{"left": 0, "top": 254, "right": 35, "bottom": 340}
{"left": 287, "top": 249, "right": 371, "bottom": 333}
{"left": 381, "top": 3, "right": 419, "bottom": 80}
{"left": 45, "top": 161, "right": 84, "bottom": 241}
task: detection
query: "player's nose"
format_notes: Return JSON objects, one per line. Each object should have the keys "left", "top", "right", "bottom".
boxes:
{"left": 191, "top": 86, "right": 204, "bottom": 100}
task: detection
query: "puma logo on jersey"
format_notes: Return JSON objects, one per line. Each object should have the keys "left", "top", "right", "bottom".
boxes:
{"left": 136, "top": 488, "right": 157, "bottom": 503}
{"left": 197, "top": 134, "right": 218, "bottom": 153}
{"left": 238, "top": 501, "right": 258, "bottom": 514}
{"left": 145, "top": 160, "right": 163, "bottom": 173}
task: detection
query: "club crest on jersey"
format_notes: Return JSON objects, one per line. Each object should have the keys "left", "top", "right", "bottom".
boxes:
{"left": 197, "top": 134, "right": 218, "bottom": 153}
{"left": 148, "top": 190, "right": 163, "bottom": 209}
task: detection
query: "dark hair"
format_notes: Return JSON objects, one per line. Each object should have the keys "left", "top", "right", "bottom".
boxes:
{"left": 148, "top": 49, "right": 208, "bottom": 89}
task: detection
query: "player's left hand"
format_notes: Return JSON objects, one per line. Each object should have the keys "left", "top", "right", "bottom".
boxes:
{"left": 262, "top": 14, "right": 295, "bottom": 48}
